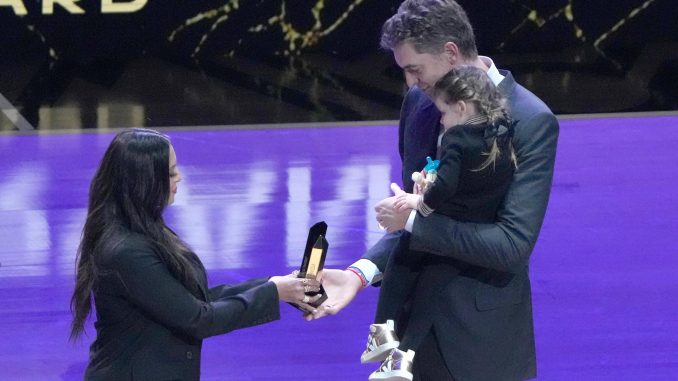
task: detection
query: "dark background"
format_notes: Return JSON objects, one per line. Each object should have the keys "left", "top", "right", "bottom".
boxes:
{"left": 0, "top": 0, "right": 676, "bottom": 131}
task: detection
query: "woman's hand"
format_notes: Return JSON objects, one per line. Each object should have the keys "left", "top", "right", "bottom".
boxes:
{"left": 270, "top": 273, "right": 322, "bottom": 313}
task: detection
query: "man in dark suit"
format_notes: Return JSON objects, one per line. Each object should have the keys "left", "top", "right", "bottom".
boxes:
{"left": 310, "top": 1, "right": 559, "bottom": 380}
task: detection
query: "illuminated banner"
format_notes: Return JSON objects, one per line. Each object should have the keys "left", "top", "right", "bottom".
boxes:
{"left": 0, "top": 0, "right": 147, "bottom": 15}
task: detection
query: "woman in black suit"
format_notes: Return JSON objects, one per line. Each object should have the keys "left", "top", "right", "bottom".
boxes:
{"left": 70, "top": 128, "right": 321, "bottom": 380}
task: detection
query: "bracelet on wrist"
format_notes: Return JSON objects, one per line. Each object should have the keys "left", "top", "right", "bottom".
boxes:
{"left": 346, "top": 266, "right": 368, "bottom": 288}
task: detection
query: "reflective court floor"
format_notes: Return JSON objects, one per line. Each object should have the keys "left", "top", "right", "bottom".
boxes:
{"left": 1, "top": 115, "right": 677, "bottom": 380}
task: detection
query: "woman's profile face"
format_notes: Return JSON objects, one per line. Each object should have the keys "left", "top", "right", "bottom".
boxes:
{"left": 168, "top": 144, "right": 182, "bottom": 205}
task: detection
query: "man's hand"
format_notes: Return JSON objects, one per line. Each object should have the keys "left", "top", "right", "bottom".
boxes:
{"left": 305, "top": 269, "right": 362, "bottom": 320}
{"left": 376, "top": 183, "right": 410, "bottom": 233}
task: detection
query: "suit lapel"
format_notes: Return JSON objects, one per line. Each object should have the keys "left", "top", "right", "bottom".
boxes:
{"left": 186, "top": 253, "right": 210, "bottom": 301}
{"left": 402, "top": 87, "right": 440, "bottom": 192}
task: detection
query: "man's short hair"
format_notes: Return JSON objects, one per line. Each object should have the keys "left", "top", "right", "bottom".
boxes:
{"left": 380, "top": 0, "right": 478, "bottom": 59}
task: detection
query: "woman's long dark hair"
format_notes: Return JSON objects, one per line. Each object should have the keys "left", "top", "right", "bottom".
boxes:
{"left": 70, "top": 128, "right": 197, "bottom": 341}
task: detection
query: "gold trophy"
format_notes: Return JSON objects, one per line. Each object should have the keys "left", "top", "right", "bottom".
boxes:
{"left": 296, "top": 221, "right": 328, "bottom": 308}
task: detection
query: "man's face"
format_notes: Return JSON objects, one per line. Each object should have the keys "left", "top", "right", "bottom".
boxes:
{"left": 393, "top": 42, "right": 454, "bottom": 96}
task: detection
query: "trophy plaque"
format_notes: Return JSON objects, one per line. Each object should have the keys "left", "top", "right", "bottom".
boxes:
{"left": 296, "top": 221, "right": 329, "bottom": 308}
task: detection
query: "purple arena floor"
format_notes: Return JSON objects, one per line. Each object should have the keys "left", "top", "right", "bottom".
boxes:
{"left": 1, "top": 115, "right": 677, "bottom": 380}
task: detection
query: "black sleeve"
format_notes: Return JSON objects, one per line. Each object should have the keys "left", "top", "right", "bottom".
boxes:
{"left": 111, "top": 242, "right": 280, "bottom": 340}
{"left": 361, "top": 230, "right": 404, "bottom": 274}
{"left": 208, "top": 278, "right": 271, "bottom": 301}
{"left": 423, "top": 127, "right": 464, "bottom": 210}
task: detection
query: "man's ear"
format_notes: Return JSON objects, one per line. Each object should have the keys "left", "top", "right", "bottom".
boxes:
{"left": 443, "top": 42, "right": 461, "bottom": 65}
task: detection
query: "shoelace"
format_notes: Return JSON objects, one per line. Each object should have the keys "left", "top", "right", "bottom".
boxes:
{"left": 378, "top": 351, "right": 400, "bottom": 372}
{"left": 366, "top": 333, "right": 379, "bottom": 351}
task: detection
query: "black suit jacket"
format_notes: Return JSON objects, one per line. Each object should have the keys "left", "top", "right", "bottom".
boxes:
{"left": 85, "top": 233, "right": 280, "bottom": 381}
{"left": 364, "top": 71, "right": 559, "bottom": 381}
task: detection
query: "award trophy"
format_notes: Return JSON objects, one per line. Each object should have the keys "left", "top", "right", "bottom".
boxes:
{"left": 295, "top": 221, "right": 329, "bottom": 308}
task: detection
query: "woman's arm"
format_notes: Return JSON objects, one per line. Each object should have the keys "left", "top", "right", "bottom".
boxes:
{"left": 110, "top": 242, "right": 280, "bottom": 340}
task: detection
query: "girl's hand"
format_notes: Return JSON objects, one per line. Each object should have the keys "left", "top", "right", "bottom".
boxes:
{"left": 394, "top": 193, "right": 420, "bottom": 212}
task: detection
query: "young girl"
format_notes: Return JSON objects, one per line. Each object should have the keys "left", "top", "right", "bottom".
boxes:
{"left": 397, "top": 65, "right": 517, "bottom": 216}
{"left": 363, "top": 66, "right": 517, "bottom": 381}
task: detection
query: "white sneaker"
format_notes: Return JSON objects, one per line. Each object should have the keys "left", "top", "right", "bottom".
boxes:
{"left": 361, "top": 320, "right": 400, "bottom": 363}
{"left": 368, "top": 348, "right": 415, "bottom": 381}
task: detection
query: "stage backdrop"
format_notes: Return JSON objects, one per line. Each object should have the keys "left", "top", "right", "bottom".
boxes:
{"left": 0, "top": 0, "right": 676, "bottom": 130}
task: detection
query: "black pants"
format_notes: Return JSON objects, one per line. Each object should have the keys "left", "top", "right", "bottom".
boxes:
{"left": 412, "top": 329, "right": 455, "bottom": 381}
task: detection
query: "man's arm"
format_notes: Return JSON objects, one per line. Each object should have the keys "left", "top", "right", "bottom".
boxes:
{"left": 305, "top": 227, "right": 404, "bottom": 319}
{"left": 307, "top": 87, "right": 437, "bottom": 320}
{"left": 362, "top": 230, "right": 404, "bottom": 274}
{"left": 408, "top": 111, "right": 559, "bottom": 272}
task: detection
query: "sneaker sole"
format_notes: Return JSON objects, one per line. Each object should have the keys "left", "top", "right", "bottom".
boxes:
{"left": 368, "top": 369, "right": 413, "bottom": 381}
{"left": 360, "top": 341, "right": 400, "bottom": 363}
